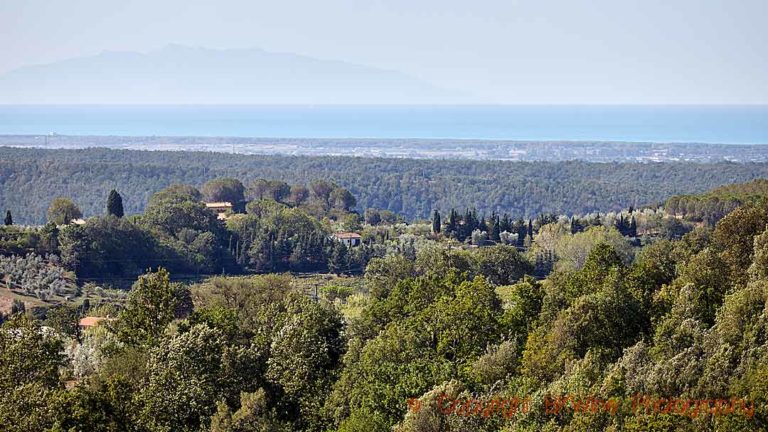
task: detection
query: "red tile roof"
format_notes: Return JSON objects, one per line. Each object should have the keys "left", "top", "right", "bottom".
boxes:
{"left": 334, "top": 232, "right": 362, "bottom": 239}
{"left": 78, "top": 316, "right": 112, "bottom": 327}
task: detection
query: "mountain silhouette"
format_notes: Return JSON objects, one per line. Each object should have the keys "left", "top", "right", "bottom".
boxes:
{"left": 0, "top": 44, "right": 468, "bottom": 104}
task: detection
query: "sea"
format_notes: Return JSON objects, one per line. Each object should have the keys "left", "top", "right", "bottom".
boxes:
{"left": 0, "top": 105, "right": 766, "bottom": 144}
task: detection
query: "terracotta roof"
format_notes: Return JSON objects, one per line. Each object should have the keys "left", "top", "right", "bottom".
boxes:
{"left": 334, "top": 232, "right": 362, "bottom": 239}
{"left": 78, "top": 316, "right": 112, "bottom": 327}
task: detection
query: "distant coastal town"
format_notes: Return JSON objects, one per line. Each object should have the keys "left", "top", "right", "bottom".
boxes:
{"left": 2, "top": 134, "right": 768, "bottom": 162}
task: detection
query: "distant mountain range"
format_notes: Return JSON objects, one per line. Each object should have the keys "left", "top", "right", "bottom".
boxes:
{"left": 0, "top": 44, "right": 468, "bottom": 104}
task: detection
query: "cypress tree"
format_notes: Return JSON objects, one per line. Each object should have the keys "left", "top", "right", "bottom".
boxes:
{"left": 107, "top": 189, "right": 124, "bottom": 218}
{"left": 432, "top": 209, "right": 441, "bottom": 234}
{"left": 446, "top": 209, "right": 458, "bottom": 238}
{"left": 463, "top": 208, "right": 473, "bottom": 239}
{"left": 478, "top": 213, "right": 488, "bottom": 233}
{"left": 491, "top": 215, "right": 501, "bottom": 242}
{"left": 516, "top": 218, "right": 527, "bottom": 247}
{"left": 4, "top": 210, "right": 12, "bottom": 226}
{"left": 500, "top": 213, "right": 512, "bottom": 232}
{"left": 617, "top": 214, "right": 626, "bottom": 235}
{"left": 629, "top": 216, "right": 638, "bottom": 237}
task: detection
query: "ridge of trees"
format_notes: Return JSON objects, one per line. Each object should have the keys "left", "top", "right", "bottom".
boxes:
{"left": 665, "top": 178, "right": 768, "bottom": 225}
{"left": 4, "top": 146, "right": 768, "bottom": 224}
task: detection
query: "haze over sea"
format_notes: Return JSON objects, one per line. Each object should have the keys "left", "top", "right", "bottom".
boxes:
{"left": 0, "top": 105, "right": 766, "bottom": 144}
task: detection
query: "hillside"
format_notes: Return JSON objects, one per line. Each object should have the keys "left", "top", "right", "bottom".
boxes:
{"left": 706, "top": 178, "right": 768, "bottom": 199}
{"left": 666, "top": 178, "right": 768, "bottom": 224}
{"left": 3, "top": 182, "right": 768, "bottom": 430}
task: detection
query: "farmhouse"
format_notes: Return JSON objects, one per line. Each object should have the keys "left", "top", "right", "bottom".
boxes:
{"left": 332, "top": 232, "right": 362, "bottom": 247}
{"left": 205, "top": 202, "right": 233, "bottom": 220}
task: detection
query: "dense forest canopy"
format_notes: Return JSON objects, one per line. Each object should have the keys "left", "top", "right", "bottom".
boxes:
{"left": 1, "top": 147, "right": 768, "bottom": 430}
{"left": 4, "top": 147, "right": 768, "bottom": 224}
{"left": 2, "top": 192, "right": 768, "bottom": 430}
{"left": 665, "top": 178, "right": 768, "bottom": 224}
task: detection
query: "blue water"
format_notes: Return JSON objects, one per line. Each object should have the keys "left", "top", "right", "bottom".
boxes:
{"left": 0, "top": 105, "right": 766, "bottom": 144}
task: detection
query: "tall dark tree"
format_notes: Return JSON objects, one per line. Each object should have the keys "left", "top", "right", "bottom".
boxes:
{"left": 328, "top": 242, "right": 349, "bottom": 275}
{"left": 446, "top": 209, "right": 458, "bottom": 238}
{"left": 432, "top": 210, "right": 441, "bottom": 234}
{"left": 478, "top": 213, "right": 488, "bottom": 233}
{"left": 515, "top": 218, "right": 528, "bottom": 247}
{"left": 106, "top": 189, "right": 124, "bottom": 218}
{"left": 4, "top": 210, "right": 11, "bottom": 226}
{"left": 629, "top": 216, "right": 638, "bottom": 237}
{"left": 500, "top": 213, "right": 512, "bottom": 232}
{"left": 616, "top": 214, "right": 627, "bottom": 235}
{"left": 490, "top": 215, "right": 501, "bottom": 242}
{"left": 570, "top": 216, "right": 577, "bottom": 234}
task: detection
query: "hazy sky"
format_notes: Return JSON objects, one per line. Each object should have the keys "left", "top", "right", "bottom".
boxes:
{"left": 1, "top": 0, "right": 766, "bottom": 104}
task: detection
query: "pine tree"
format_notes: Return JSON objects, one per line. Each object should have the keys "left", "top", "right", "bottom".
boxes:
{"left": 432, "top": 209, "right": 441, "bottom": 234}
{"left": 107, "top": 189, "right": 124, "bottom": 218}
{"left": 4, "top": 210, "right": 12, "bottom": 226}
